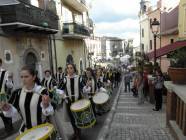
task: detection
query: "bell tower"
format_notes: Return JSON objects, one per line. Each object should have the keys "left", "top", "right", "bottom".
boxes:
{"left": 140, "top": 0, "right": 151, "bottom": 14}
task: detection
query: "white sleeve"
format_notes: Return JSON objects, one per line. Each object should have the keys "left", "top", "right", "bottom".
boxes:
{"left": 3, "top": 104, "right": 18, "bottom": 118}
{"left": 83, "top": 86, "right": 91, "bottom": 93}
{"left": 40, "top": 103, "right": 54, "bottom": 116}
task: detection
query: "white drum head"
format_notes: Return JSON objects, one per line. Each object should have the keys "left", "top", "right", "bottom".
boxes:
{"left": 93, "top": 92, "right": 109, "bottom": 104}
{"left": 18, "top": 125, "right": 53, "bottom": 140}
{"left": 71, "top": 99, "right": 90, "bottom": 111}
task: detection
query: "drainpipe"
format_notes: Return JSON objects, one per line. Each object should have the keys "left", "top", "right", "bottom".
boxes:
{"left": 159, "top": 8, "right": 162, "bottom": 69}
{"left": 48, "top": 35, "right": 54, "bottom": 75}
{"left": 52, "top": 34, "right": 58, "bottom": 74}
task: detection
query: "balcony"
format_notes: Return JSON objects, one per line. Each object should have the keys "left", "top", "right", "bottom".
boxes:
{"left": 62, "top": 22, "right": 90, "bottom": 39}
{"left": 62, "top": 0, "right": 88, "bottom": 13}
{"left": 0, "top": 2, "right": 59, "bottom": 34}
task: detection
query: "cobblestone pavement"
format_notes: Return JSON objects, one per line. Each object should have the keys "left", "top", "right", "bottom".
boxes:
{"left": 106, "top": 83, "right": 174, "bottom": 140}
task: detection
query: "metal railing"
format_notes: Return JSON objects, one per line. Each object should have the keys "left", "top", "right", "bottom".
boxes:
{"left": 0, "top": 3, "right": 58, "bottom": 30}
{"left": 62, "top": 22, "right": 90, "bottom": 37}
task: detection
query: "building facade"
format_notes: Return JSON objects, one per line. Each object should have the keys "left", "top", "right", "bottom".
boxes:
{"left": 0, "top": 0, "right": 58, "bottom": 87}
{"left": 54, "top": 0, "right": 91, "bottom": 74}
{"left": 85, "top": 36, "right": 102, "bottom": 67}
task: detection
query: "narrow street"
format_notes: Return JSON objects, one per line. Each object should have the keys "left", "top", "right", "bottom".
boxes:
{"left": 104, "top": 80, "right": 174, "bottom": 140}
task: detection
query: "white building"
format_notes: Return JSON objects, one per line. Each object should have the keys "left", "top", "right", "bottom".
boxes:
{"left": 85, "top": 36, "right": 102, "bottom": 67}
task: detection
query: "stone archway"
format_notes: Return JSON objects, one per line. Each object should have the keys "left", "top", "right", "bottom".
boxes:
{"left": 25, "top": 52, "right": 38, "bottom": 70}
{"left": 23, "top": 48, "right": 43, "bottom": 79}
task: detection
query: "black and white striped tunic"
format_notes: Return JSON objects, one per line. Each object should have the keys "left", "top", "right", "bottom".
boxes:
{"left": 60, "top": 75, "right": 84, "bottom": 104}
{"left": 8, "top": 85, "right": 52, "bottom": 132}
{"left": 55, "top": 72, "right": 65, "bottom": 83}
{"left": 84, "top": 77, "right": 97, "bottom": 93}
{"left": 0, "top": 69, "right": 8, "bottom": 94}
{"left": 41, "top": 76, "right": 57, "bottom": 90}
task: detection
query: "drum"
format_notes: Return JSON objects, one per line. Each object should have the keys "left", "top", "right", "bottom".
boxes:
{"left": 93, "top": 92, "right": 110, "bottom": 112}
{"left": 70, "top": 99, "right": 96, "bottom": 129}
{"left": 16, "top": 123, "right": 56, "bottom": 140}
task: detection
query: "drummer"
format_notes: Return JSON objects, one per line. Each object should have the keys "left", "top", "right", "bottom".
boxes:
{"left": 83, "top": 67, "right": 97, "bottom": 115}
{"left": 41, "top": 70, "right": 57, "bottom": 91}
{"left": 0, "top": 66, "right": 54, "bottom": 133}
{"left": 59, "top": 63, "right": 84, "bottom": 140}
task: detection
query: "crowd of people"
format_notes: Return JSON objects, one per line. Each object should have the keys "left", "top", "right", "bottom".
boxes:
{"left": 0, "top": 58, "right": 122, "bottom": 140}
{"left": 124, "top": 68, "right": 164, "bottom": 112}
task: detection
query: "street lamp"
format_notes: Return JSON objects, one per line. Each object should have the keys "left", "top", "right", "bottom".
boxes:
{"left": 151, "top": 18, "right": 160, "bottom": 66}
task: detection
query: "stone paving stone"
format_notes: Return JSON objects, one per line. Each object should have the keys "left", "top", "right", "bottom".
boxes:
{"left": 106, "top": 89, "right": 174, "bottom": 140}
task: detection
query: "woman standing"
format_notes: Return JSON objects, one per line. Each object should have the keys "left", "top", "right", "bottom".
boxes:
{"left": 60, "top": 64, "right": 84, "bottom": 140}
{"left": 153, "top": 69, "right": 164, "bottom": 111}
{"left": 0, "top": 66, "right": 54, "bottom": 133}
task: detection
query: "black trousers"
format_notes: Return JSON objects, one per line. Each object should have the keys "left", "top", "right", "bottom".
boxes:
{"left": 154, "top": 89, "right": 163, "bottom": 110}
{"left": 0, "top": 112, "right": 13, "bottom": 131}
{"left": 125, "top": 82, "right": 130, "bottom": 92}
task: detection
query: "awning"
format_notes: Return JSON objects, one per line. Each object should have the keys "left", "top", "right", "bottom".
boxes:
{"left": 147, "top": 40, "right": 186, "bottom": 60}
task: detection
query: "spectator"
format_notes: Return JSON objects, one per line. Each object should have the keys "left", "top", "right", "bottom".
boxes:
{"left": 153, "top": 69, "right": 164, "bottom": 111}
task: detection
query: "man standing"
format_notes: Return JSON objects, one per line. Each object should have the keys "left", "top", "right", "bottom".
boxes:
{"left": 124, "top": 71, "right": 132, "bottom": 92}
{"left": 0, "top": 58, "right": 13, "bottom": 138}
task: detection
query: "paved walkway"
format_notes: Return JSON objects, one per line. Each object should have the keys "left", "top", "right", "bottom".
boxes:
{"left": 106, "top": 82, "right": 174, "bottom": 140}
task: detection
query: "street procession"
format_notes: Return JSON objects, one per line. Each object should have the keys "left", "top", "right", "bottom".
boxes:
{"left": 1, "top": 0, "right": 186, "bottom": 140}
{"left": 0, "top": 57, "right": 122, "bottom": 140}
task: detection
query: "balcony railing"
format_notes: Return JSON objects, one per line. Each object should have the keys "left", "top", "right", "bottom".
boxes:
{"left": 0, "top": 3, "right": 58, "bottom": 34}
{"left": 62, "top": 22, "right": 90, "bottom": 38}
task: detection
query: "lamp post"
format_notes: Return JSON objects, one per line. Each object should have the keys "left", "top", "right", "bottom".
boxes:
{"left": 151, "top": 18, "right": 160, "bottom": 66}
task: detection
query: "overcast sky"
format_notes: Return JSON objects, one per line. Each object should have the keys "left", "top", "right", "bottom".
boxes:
{"left": 87, "top": 0, "right": 179, "bottom": 47}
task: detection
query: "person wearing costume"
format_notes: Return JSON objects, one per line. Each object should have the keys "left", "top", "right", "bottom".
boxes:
{"left": 0, "top": 66, "right": 54, "bottom": 133}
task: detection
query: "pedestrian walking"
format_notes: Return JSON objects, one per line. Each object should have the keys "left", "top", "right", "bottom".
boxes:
{"left": 124, "top": 71, "right": 132, "bottom": 92}
{"left": 153, "top": 69, "right": 164, "bottom": 111}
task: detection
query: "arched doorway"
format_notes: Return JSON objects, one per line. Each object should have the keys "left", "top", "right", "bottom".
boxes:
{"left": 66, "top": 54, "right": 74, "bottom": 65}
{"left": 25, "top": 52, "right": 38, "bottom": 70}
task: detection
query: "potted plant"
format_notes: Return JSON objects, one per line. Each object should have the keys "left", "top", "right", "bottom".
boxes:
{"left": 168, "top": 47, "right": 186, "bottom": 84}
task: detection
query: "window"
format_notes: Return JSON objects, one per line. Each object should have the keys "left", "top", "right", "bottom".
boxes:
{"left": 170, "top": 39, "right": 174, "bottom": 44}
{"left": 184, "top": 7, "right": 186, "bottom": 33}
{"left": 41, "top": 51, "right": 45, "bottom": 60}
{"left": 4, "top": 50, "right": 13, "bottom": 64}
{"left": 150, "top": 40, "right": 152, "bottom": 50}
{"left": 141, "top": 43, "right": 144, "bottom": 51}
{"left": 142, "top": 29, "right": 144, "bottom": 37}
{"left": 62, "top": 6, "right": 73, "bottom": 23}
{"left": 150, "top": 18, "right": 152, "bottom": 29}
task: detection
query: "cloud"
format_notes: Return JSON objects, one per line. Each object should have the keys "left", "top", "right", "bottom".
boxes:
{"left": 87, "top": 0, "right": 142, "bottom": 47}
{"left": 89, "top": 0, "right": 140, "bottom": 23}
{"left": 95, "top": 19, "right": 139, "bottom": 34}
{"left": 87, "top": 0, "right": 179, "bottom": 48}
